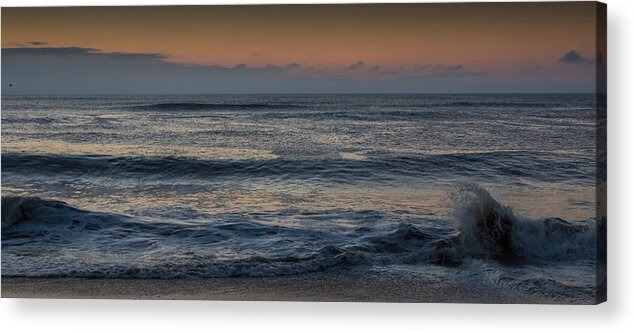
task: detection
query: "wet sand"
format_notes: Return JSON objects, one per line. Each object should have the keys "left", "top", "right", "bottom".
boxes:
{"left": 1, "top": 269, "right": 584, "bottom": 304}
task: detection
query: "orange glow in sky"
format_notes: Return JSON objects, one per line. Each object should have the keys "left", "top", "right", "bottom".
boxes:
{"left": 1, "top": 3, "right": 603, "bottom": 93}
{"left": 2, "top": 4, "right": 598, "bottom": 68}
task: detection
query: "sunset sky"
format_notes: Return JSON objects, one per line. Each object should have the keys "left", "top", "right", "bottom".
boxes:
{"left": 2, "top": 3, "right": 602, "bottom": 94}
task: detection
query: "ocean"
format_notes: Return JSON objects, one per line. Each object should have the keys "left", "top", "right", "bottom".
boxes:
{"left": 1, "top": 94, "right": 600, "bottom": 302}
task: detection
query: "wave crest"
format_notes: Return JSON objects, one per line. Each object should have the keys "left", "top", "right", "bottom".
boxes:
{"left": 450, "top": 183, "right": 595, "bottom": 262}
{"left": 131, "top": 102, "right": 297, "bottom": 111}
{"left": 2, "top": 151, "right": 595, "bottom": 185}
{"left": 1, "top": 196, "right": 77, "bottom": 228}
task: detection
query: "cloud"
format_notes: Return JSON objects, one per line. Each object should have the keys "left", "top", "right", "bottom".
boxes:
{"left": 428, "top": 71, "right": 483, "bottom": 78}
{"left": 347, "top": 60, "right": 366, "bottom": 71}
{"left": 421, "top": 64, "right": 464, "bottom": 71}
{"left": 3, "top": 47, "right": 99, "bottom": 56}
{"left": 445, "top": 64, "right": 463, "bottom": 71}
{"left": 26, "top": 41, "right": 48, "bottom": 46}
{"left": 1, "top": 46, "right": 317, "bottom": 94}
{"left": 399, "top": 71, "right": 485, "bottom": 80}
{"left": 2, "top": 47, "right": 167, "bottom": 62}
{"left": 1, "top": 46, "right": 595, "bottom": 94}
{"left": 103, "top": 51, "right": 167, "bottom": 61}
{"left": 559, "top": 50, "right": 593, "bottom": 64}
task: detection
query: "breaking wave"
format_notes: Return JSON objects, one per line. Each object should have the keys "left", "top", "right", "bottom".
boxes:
{"left": 1, "top": 185, "right": 595, "bottom": 279}
{"left": 450, "top": 183, "right": 596, "bottom": 262}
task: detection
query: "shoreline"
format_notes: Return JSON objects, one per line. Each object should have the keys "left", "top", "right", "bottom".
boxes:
{"left": 1, "top": 269, "right": 589, "bottom": 304}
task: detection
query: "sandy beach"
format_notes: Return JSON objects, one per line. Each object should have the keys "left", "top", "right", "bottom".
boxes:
{"left": 1, "top": 269, "right": 590, "bottom": 304}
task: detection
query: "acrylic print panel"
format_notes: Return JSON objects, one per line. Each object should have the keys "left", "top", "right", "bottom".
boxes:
{"left": 0, "top": 2, "right": 606, "bottom": 304}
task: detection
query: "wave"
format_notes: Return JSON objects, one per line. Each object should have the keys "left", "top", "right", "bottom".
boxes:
{"left": 130, "top": 102, "right": 299, "bottom": 111}
{"left": 450, "top": 183, "right": 596, "bottom": 262}
{"left": 1, "top": 186, "right": 596, "bottom": 278}
{"left": 446, "top": 101, "right": 555, "bottom": 108}
{"left": 1, "top": 196, "right": 77, "bottom": 228}
{"left": 1, "top": 151, "right": 595, "bottom": 185}
{"left": 359, "top": 100, "right": 572, "bottom": 109}
{"left": 129, "top": 101, "right": 556, "bottom": 112}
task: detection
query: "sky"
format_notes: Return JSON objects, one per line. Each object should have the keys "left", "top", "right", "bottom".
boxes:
{"left": 1, "top": 3, "right": 602, "bottom": 94}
